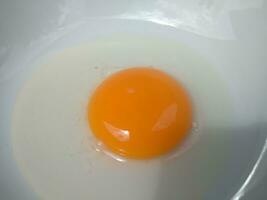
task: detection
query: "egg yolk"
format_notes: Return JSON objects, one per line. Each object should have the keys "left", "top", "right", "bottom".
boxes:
{"left": 88, "top": 67, "right": 192, "bottom": 159}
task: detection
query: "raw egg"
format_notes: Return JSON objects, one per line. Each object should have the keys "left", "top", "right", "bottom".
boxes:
{"left": 12, "top": 34, "right": 233, "bottom": 200}
{"left": 88, "top": 67, "right": 192, "bottom": 159}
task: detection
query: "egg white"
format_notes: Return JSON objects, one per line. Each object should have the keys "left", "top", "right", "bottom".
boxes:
{"left": 12, "top": 35, "right": 233, "bottom": 200}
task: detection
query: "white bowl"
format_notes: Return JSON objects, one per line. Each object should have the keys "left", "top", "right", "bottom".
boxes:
{"left": 0, "top": 1, "right": 266, "bottom": 200}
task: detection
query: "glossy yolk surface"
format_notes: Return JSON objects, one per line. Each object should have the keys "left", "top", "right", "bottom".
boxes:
{"left": 88, "top": 67, "right": 192, "bottom": 159}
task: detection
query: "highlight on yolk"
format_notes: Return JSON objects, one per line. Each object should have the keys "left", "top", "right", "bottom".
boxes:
{"left": 88, "top": 67, "right": 192, "bottom": 159}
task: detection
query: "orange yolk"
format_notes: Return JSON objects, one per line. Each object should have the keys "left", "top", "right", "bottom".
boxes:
{"left": 88, "top": 67, "right": 192, "bottom": 159}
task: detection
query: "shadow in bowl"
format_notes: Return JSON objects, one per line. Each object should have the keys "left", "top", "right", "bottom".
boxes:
{"left": 154, "top": 123, "right": 266, "bottom": 200}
